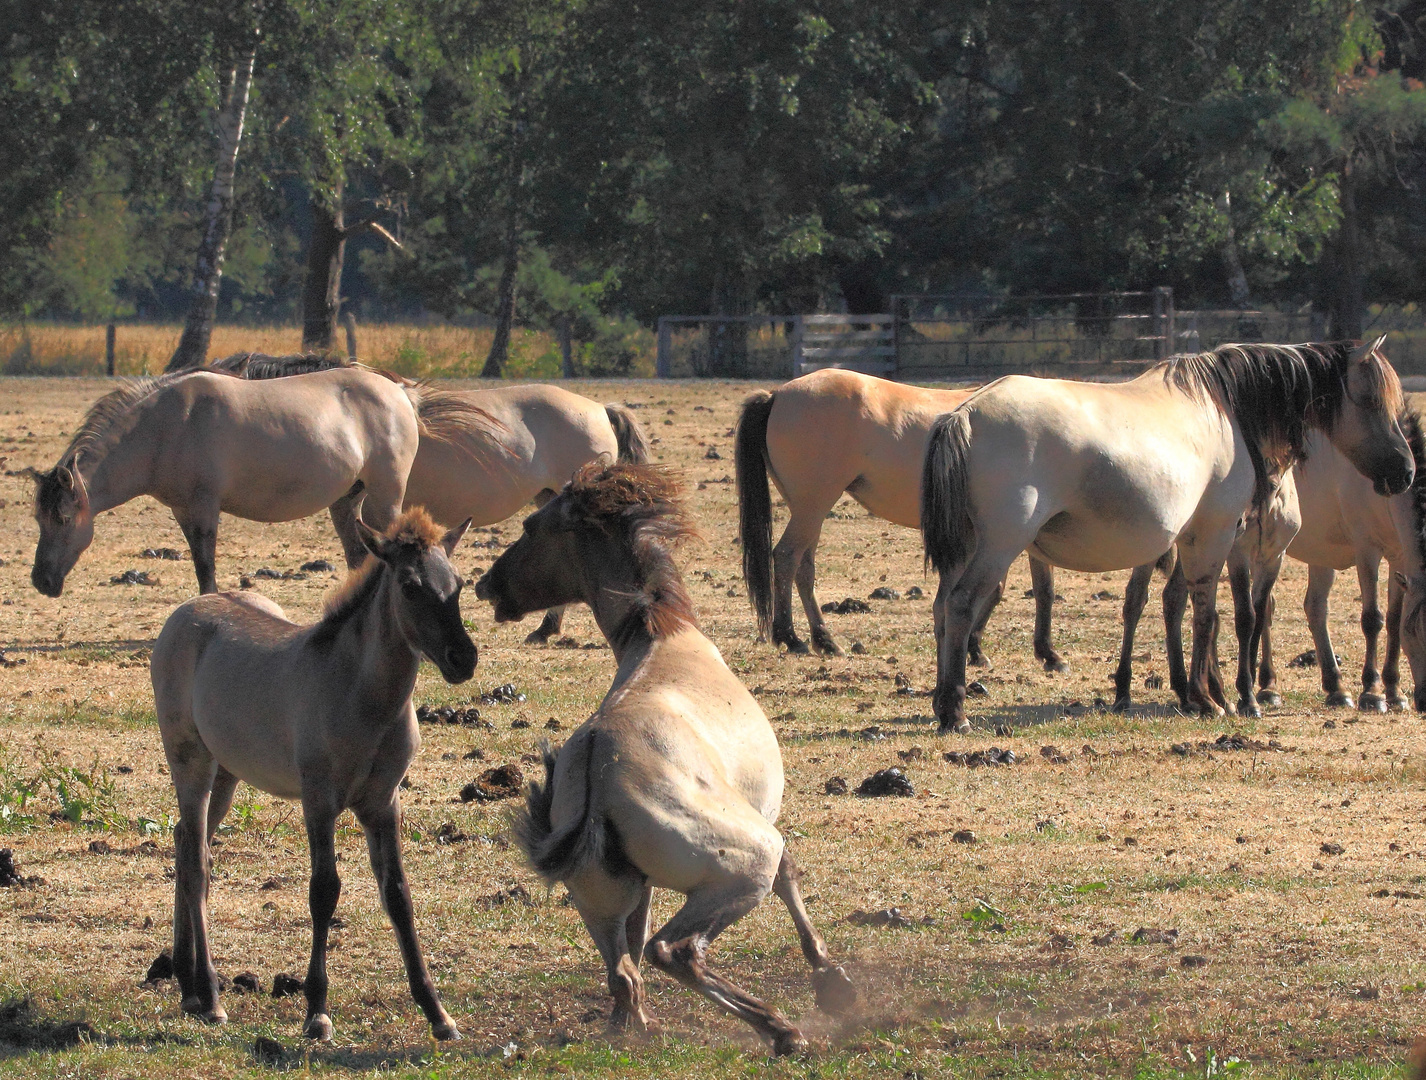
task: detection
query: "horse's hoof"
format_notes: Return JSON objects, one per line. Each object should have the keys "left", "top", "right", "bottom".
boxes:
{"left": 1111, "top": 696, "right": 1132, "bottom": 714}
{"left": 1256, "top": 690, "right": 1282, "bottom": 708}
{"left": 780, "top": 639, "right": 810, "bottom": 656}
{"left": 967, "top": 650, "right": 989, "bottom": 668}
{"left": 1196, "top": 701, "right": 1226, "bottom": 718}
{"left": 1358, "top": 692, "right": 1388, "bottom": 714}
{"left": 1325, "top": 691, "right": 1356, "bottom": 709}
{"left": 771, "top": 1030, "right": 809, "bottom": 1057}
{"left": 431, "top": 1020, "right": 462, "bottom": 1042}
{"left": 303, "top": 1014, "right": 334, "bottom": 1042}
{"left": 1237, "top": 700, "right": 1262, "bottom": 719}
{"left": 937, "top": 719, "right": 971, "bottom": 735}
{"left": 181, "top": 996, "right": 226, "bottom": 1025}
{"left": 812, "top": 965, "right": 858, "bottom": 1016}
{"left": 523, "top": 630, "right": 551, "bottom": 646}
{"left": 1042, "top": 657, "right": 1068, "bottom": 674}
{"left": 1387, "top": 695, "right": 1409, "bottom": 712}
{"left": 812, "top": 636, "right": 844, "bottom": 657}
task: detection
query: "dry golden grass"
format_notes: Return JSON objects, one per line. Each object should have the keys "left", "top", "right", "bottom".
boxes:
{"left": 0, "top": 323, "right": 570, "bottom": 379}
{"left": 0, "top": 376, "right": 1423, "bottom": 1077}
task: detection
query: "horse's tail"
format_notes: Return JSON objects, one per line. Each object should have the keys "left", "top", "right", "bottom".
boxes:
{"left": 736, "top": 390, "right": 777, "bottom": 638}
{"left": 514, "top": 735, "right": 609, "bottom": 885}
{"left": 604, "top": 403, "right": 652, "bottom": 464}
{"left": 921, "top": 409, "right": 976, "bottom": 575}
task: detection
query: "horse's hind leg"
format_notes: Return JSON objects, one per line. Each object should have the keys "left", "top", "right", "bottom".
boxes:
{"left": 1356, "top": 555, "right": 1388, "bottom": 713}
{"left": 525, "top": 491, "right": 568, "bottom": 644}
{"left": 1226, "top": 547, "right": 1260, "bottom": 718}
{"left": 174, "top": 508, "right": 220, "bottom": 594}
{"left": 771, "top": 851, "right": 856, "bottom": 1016}
{"left": 771, "top": 513, "right": 824, "bottom": 654}
{"left": 646, "top": 880, "right": 807, "bottom": 1055}
{"left": 206, "top": 767, "right": 239, "bottom": 845}
{"left": 1383, "top": 570, "right": 1408, "bottom": 710}
{"left": 1112, "top": 562, "right": 1155, "bottom": 712}
{"left": 1249, "top": 553, "right": 1285, "bottom": 708}
{"left": 1030, "top": 557, "right": 1067, "bottom": 672}
{"left": 355, "top": 798, "right": 460, "bottom": 1041}
{"left": 1306, "top": 565, "right": 1353, "bottom": 708}
{"left": 967, "top": 577, "right": 1003, "bottom": 668}
{"left": 170, "top": 754, "right": 226, "bottom": 1024}
{"left": 797, "top": 546, "right": 843, "bottom": 656}
{"left": 1162, "top": 562, "right": 1191, "bottom": 709}
{"left": 568, "top": 869, "right": 655, "bottom": 1033}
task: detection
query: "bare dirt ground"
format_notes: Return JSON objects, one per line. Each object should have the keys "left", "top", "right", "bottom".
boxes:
{"left": 0, "top": 375, "right": 1424, "bottom": 1078}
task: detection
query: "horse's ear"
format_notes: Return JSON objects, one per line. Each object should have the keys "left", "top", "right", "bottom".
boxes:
{"left": 442, "top": 518, "right": 472, "bottom": 556}
{"left": 356, "top": 517, "right": 393, "bottom": 563}
{"left": 56, "top": 465, "right": 75, "bottom": 492}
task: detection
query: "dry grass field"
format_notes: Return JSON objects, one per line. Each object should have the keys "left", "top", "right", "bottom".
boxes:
{"left": 1, "top": 375, "right": 1425, "bottom": 1078}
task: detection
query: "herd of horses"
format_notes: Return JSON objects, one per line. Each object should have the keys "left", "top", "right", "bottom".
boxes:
{"left": 18, "top": 339, "right": 1421, "bottom": 1054}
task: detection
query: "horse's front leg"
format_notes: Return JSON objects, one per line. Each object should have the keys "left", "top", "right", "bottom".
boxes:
{"left": 1161, "top": 563, "right": 1191, "bottom": 710}
{"left": 1030, "top": 557, "right": 1067, "bottom": 672}
{"left": 300, "top": 801, "right": 342, "bottom": 1041}
{"left": 1305, "top": 565, "right": 1353, "bottom": 707}
{"left": 175, "top": 508, "right": 220, "bottom": 594}
{"left": 356, "top": 797, "right": 460, "bottom": 1040}
{"left": 1226, "top": 546, "right": 1260, "bottom": 717}
{"left": 1383, "top": 569, "right": 1408, "bottom": 710}
{"left": 1178, "top": 535, "right": 1235, "bottom": 717}
{"left": 1111, "top": 562, "right": 1155, "bottom": 711}
{"left": 1256, "top": 570, "right": 1282, "bottom": 706}
{"left": 1356, "top": 555, "right": 1388, "bottom": 712}
{"left": 524, "top": 489, "right": 567, "bottom": 644}
{"left": 328, "top": 481, "right": 371, "bottom": 570}
{"left": 934, "top": 552, "right": 1014, "bottom": 735}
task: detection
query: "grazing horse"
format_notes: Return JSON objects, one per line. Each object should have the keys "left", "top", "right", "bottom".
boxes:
{"left": 1256, "top": 396, "right": 1426, "bottom": 711}
{"left": 29, "top": 366, "right": 439, "bottom": 596}
{"left": 736, "top": 369, "right": 1065, "bottom": 669}
{"left": 922, "top": 341, "right": 1413, "bottom": 734}
{"left": 214, "top": 352, "right": 651, "bottom": 644}
{"left": 475, "top": 463, "right": 857, "bottom": 1056}
{"left": 150, "top": 507, "right": 474, "bottom": 1041}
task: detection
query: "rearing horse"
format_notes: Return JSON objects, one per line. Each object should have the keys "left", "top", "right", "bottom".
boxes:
{"left": 922, "top": 341, "right": 1414, "bottom": 734}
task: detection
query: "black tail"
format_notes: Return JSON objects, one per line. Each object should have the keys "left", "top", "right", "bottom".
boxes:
{"left": 921, "top": 410, "right": 976, "bottom": 575}
{"left": 736, "top": 390, "right": 777, "bottom": 638}
{"left": 605, "top": 403, "right": 652, "bottom": 464}
{"left": 513, "top": 736, "right": 605, "bottom": 884}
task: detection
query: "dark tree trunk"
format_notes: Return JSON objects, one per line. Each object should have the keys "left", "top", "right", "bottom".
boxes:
{"left": 303, "top": 197, "right": 346, "bottom": 352}
{"left": 1216, "top": 191, "right": 1252, "bottom": 309}
{"left": 557, "top": 315, "right": 574, "bottom": 377}
{"left": 1326, "top": 165, "right": 1364, "bottom": 340}
{"left": 481, "top": 221, "right": 519, "bottom": 378}
{"left": 167, "top": 47, "right": 256, "bottom": 371}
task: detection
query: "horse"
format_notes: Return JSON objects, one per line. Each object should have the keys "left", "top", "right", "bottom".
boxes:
{"left": 474, "top": 462, "right": 857, "bottom": 1056}
{"left": 27, "top": 365, "right": 468, "bottom": 596}
{"left": 922, "top": 340, "right": 1414, "bottom": 734}
{"left": 1252, "top": 395, "right": 1426, "bottom": 711}
{"left": 736, "top": 369, "right": 1065, "bottom": 670}
{"left": 212, "top": 352, "right": 652, "bottom": 644}
{"left": 150, "top": 506, "right": 475, "bottom": 1041}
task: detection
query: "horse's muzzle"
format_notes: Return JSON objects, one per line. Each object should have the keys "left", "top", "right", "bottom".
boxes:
{"left": 1374, "top": 456, "right": 1415, "bottom": 497}
{"left": 436, "top": 639, "right": 477, "bottom": 684}
{"left": 30, "top": 566, "right": 62, "bottom": 598}
{"left": 473, "top": 573, "right": 493, "bottom": 601}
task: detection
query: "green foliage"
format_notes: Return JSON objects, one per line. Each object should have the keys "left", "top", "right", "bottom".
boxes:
{"left": 0, "top": 744, "right": 126, "bottom": 833}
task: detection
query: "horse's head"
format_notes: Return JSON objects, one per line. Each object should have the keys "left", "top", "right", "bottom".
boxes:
{"left": 356, "top": 508, "right": 476, "bottom": 683}
{"left": 1331, "top": 338, "right": 1414, "bottom": 497}
{"left": 476, "top": 463, "right": 695, "bottom": 638}
{"left": 30, "top": 459, "right": 94, "bottom": 597}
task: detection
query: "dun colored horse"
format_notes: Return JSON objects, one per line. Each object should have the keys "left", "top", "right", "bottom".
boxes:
{"left": 215, "top": 352, "right": 651, "bottom": 643}
{"left": 150, "top": 507, "right": 475, "bottom": 1041}
{"left": 476, "top": 463, "right": 857, "bottom": 1055}
{"left": 736, "top": 369, "right": 1064, "bottom": 669}
{"left": 922, "top": 341, "right": 1414, "bottom": 734}
{"left": 27, "top": 366, "right": 473, "bottom": 595}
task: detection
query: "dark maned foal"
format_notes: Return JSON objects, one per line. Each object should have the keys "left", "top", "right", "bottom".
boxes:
{"left": 150, "top": 507, "right": 474, "bottom": 1042}
{"left": 476, "top": 463, "right": 856, "bottom": 1056}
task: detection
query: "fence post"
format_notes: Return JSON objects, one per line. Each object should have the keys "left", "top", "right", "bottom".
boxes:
{"left": 890, "top": 298, "right": 901, "bottom": 380}
{"left": 1152, "top": 286, "right": 1174, "bottom": 360}
{"left": 792, "top": 315, "right": 804, "bottom": 377}
{"left": 655, "top": 317, "right": 671, "bottom": 378}
{"left": 105, "top": 324, "right": 116, "bottom": 376}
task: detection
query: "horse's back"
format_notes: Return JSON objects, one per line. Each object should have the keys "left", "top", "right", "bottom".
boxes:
{"left": 765, "top": 369, "right": 971, "bottom": 526}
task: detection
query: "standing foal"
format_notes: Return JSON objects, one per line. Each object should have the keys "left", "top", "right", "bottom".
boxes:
{"left": 476, "top": 463, "right": 856, "bottom": 1056}
{"left": 151, "top": 507, "right": 474, "bottom": 1041}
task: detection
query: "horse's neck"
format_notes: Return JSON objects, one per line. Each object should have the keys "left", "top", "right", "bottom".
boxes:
{"left": 78, "top": 407, "right": 160, "bottom": 512}
{"left": 326, "top": 579, "right": 422, "bottom": 713}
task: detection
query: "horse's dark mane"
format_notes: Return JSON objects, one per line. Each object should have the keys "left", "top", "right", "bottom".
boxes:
{"left": 210, "top": 351, "right": 353, "bottom": 378}
{"left": 1401, "top": 396, "right": 1426, "bottom": 571}
{"left": 564, "top": 462, "right": 699, "bottom": 643}
{"left": 1160, "top": 341, "right": 1402, "bottom": 510}
{"left": 310, "top": 508, "right": 444, "bottom": 647}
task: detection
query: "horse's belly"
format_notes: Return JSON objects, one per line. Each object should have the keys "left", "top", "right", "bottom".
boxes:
{"left": 1030, "top": 513, "right": 1177, "bottom": 573}
{"left": 193, "top": 712, "right": 304, "bottom": 800}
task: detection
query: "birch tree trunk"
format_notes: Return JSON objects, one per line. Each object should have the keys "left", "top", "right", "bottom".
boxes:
{"left": 167, "top": 47, "right": 257, "bottom": 371}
